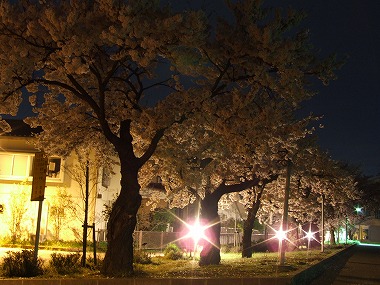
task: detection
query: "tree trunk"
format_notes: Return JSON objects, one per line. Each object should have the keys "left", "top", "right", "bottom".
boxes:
{"left": 329, "top": 225, "right": 336, "bottom": 245}
{"left": 101, "top": 160, "right": 141, "bottom": 276}
{"left": 99, "top": 119, "right": 165, "bottom": 276}
{"left": 199, "top": 192, "right": 221, "bottom": 266}
{"left": 198, "top": 179, "right": 263, "bottom": 265}
{"left": 242, "top": 201, "right": 260, "bottom": 258}
{"left": 242, "top": 187, "right": 264, "bottom": 258}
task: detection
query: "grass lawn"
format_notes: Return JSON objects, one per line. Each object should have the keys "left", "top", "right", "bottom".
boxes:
{"left": 0, "top": 244, "right": 350, "bottom": 279}
{"left": 133, "top": 246, "right": 347, "bottom": 278}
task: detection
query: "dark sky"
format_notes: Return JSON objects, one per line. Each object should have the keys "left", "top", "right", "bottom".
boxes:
{"left": 2, "top": 1, "right": 379, "bottom": 176}
{"left": 176, "top": 0, "right": 380, "bottom": 175}
{"left": 282, "top": 0, "right": 380, "bottom": 176}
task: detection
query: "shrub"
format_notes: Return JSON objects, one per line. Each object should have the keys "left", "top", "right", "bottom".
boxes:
{"left": 221, "top": 244, "right": 239, "bottom": 253}
{"left": 134, "top": 250, "right": 152, "bottom": 264}
{"left": 85, "top": 255, "right": 103, "bottom": 270}
{"left": 49, "top": 252, "right": 81, "bottom": 275}
{"left": 164, "top": 243, "right": 183, "bottom": 260}
{"left": 1, "top": 250, "right": 44, "bottom": 277}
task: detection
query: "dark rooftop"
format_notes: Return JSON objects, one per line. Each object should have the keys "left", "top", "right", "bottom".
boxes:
{"left": 1, "top": 119, "right": 42, "bottom": 137}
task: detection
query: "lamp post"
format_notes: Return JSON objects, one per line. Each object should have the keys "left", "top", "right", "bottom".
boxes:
{"left": 355, "top": 206, "right": 362, "bottom": 240}
{"left": 279, "top": 160, "right": 292, "bottom": 266}
{"left": 345, "top": 217, "right": 348, "bottom": 244}
{"left": 321, "top": 194, "right": 325, "bottom": 252}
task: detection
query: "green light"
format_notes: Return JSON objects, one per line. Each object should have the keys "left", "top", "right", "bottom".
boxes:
{"left": 355, "top": 206, "right": 362, "bottom": 213}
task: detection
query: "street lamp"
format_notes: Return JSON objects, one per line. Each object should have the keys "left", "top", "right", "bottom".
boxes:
{"left": 279, "top": 160, "right": 292, "bottom": 266}
{"left": 355, "top": 205, "right": 363, "bottom": 240}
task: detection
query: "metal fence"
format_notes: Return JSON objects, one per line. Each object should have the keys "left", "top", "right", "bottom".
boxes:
{"left": 133, "top": 231, "right": 272, "bottom": 251}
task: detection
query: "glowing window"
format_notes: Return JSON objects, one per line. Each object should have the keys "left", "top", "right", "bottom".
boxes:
{"left": 0, "top": 153, "right": 30, "bottom": 178}
{"left": 0, "top": 153, "right": 63, "bottom": 182}
{"left": 29, "top": 156, "right": 63, "bottom": 181}
{"left": 0, "top": 154, "right": 13, "bottom": 176}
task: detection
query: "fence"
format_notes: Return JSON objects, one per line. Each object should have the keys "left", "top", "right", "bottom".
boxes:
{"left": 133, "top": 231, "right": 271, "bottom": 251}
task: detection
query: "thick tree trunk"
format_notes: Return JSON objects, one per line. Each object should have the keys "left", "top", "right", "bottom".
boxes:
{"left": 98, "top": 119, "right": 165, "bottom": 276}
{"left": 101, "top": 160, "right": 141, "bottom": 276}
{"left": 199, "top": 193, "right": 221, "bottom": 266}
{"left": 196, "top": 178, "right": 264, "bottom": 265}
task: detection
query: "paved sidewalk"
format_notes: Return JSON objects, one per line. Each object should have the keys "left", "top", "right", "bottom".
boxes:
{"left": 332, "top": 243, "right": 380, "bottom": 285}
{"left": 312, "top": 243, "right": 380, "bottom": 285}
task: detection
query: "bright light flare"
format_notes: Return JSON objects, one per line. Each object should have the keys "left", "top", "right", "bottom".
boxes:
{"left": 165, "top": 211, "right": 220, "bottom": 256}
{"left": 305, "top": 230, "right": 314, "bottom": 241}
{"left": 300, "top": 225, "right": 320, "bottom": 245}
{"left": 184, "top": 219, "right": 207, "bottom": 245}
{"left": 266, "top": 224, "right": 299, "bottom": 250}
{"left": 275, "top": 228, "right": 287, "bottom": 241}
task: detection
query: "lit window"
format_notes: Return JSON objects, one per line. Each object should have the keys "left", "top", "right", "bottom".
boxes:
{"left": 0, "top": 153, "right": 31, "bottom": 178}
{"left": 47, "top": 157, "right": 62, "bottom": 179}
{"left": 30, "top": 156, "right": 63, "bottom": 181}
{"left": 13, "top": 155, "right": 28, "bottom": 176}
{"left": 0, "top": 153, "right": 63, "bottom": 182}
{"left": 0, "top": 154, "right": 13, "bottom": 176}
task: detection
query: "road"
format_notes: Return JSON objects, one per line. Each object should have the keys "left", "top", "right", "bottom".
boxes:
{"left": 312, "top": 243, "right": 380, "bottom": 285}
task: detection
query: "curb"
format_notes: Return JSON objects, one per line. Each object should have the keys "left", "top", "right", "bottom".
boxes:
{"left": 0, "top": 277, "right": 292, "bottom": 285}
{"left": 290, "top": 244, "right": 356, "bottom": 285}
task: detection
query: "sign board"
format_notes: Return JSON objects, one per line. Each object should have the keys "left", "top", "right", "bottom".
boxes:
{"left": 31, "top": 152, "right": 48, "bottom": 201}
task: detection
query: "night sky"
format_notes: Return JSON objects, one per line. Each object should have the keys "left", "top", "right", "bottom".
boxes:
{"left": 281, "top": 0, "right": 380, "bottom": 176}
{"left": 2, "top": 1, "right": 379, "bottom": 176}
{"left": 197, "top": 0, "right": 380, "bottom": 175}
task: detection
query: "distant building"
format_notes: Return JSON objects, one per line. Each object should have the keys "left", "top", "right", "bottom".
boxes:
{"left": 0, "top": 119, "right": 165, "bottom": 243}
{"left": 0, "top": 119, "right": 98, "bottom": 242}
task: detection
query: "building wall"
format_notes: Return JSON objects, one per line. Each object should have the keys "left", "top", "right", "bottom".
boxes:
{"left": 0, "top": 134, "right": 172, "bottom": 243}
{"left": 368, "top": 225, "right": 380, "bottom": 242}
{"left": 0, "top": 136, "right": 98, "bottom": 242}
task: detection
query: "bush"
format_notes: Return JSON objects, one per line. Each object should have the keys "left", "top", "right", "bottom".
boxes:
{"left": 49, "top": 252, "right": 81, "bottom": 275}
{"left": 221, "top": 244, "right": 239, "bottom": 253}
{"left": 1, "top": 250, "right": 44, "bottom": 277}
{"left": 85, "top": 255, "right": 103, "bottom": 270}
{"left": 134, "top": 250, "right": 152, "bottom": 264}
{"left": 164, "top": 243, "right": 183, "bottom": 260}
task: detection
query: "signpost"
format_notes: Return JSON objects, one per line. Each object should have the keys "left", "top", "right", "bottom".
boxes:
{"left": 31, "top": 152, "right": 48, "bottom": 261}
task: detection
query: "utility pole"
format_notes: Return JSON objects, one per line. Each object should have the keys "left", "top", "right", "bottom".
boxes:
{"left": 321, "top": 194, "right": 325, "bottom": 252}
{"left": 82, "top": 162, "right": 90, "bottom": 266}
{"left": 279, "top": 160, "right": 292, "bottom": 266}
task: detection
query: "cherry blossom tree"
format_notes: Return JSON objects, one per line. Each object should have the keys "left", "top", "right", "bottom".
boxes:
{"left": 0, "top": 0, "right": 341, "bottom": 273}
{"left": 259, "top": 147, "right": 359, "bottom": 248}
{"left": 0, "top": 0, "right": 208, "bottom": 275}
{"left": 150, "top": 0, "right": 340, "bottom": 265}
